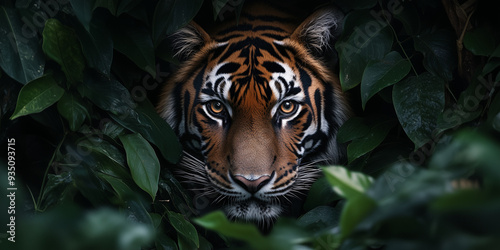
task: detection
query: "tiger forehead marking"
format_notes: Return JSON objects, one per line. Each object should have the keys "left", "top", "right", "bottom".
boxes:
{"left": 158, "top": 3, "right": 348, "bottom": 225}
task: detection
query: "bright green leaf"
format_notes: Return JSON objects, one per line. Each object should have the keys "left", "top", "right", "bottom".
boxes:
{"left": 361, "top": 51, "right": 411, "bottom": 109}
{"left": 194, "top": 211, "right": 264, "bottom": 247}
{"left": 120, "top": 133, "right": 160, "bottom": 201}
{"left": 57, "top": 92, "right": 88, "bottom": 131}
{"left": 322, "top": 166, "right": 374, "bottom": 199}
{"left": 414, "top": 29, "right": 456, "bottom": 80}
{"left": 167, "top": 211, "right": 199, "bottom": 248}
{"left": 0, "top": 6, "right": 45, "bottom": 84}
{"left": 42, "top": 19, "right": 85, "bottom": 84}
{"left": 339, "top": 194, "right": 377, "bottom": 238}
{"left": 393, "top": 72, "right": 445, "bottom": 148}
{"left": 11, "top": 74, "right": 64, "bottom": 119}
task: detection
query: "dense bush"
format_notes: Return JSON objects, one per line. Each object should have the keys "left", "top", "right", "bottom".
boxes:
{"left": 1, "top": 0, "right": 499, "bottom": 249}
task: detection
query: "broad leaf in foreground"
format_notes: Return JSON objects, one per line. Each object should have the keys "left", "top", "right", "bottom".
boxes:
{"left": 120, "top": 133, "right": 160, "bottom": 201}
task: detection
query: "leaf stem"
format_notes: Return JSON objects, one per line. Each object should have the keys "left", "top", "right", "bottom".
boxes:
{"left": 36, "top": 132, "right": 67, "bottom": 212}
{"left": 380, "top": 2, "right": 419, "bottom": 76}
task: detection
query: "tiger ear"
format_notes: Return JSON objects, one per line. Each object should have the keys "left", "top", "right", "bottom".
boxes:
{"left": 171, "top": 22, "right": 211, "bottom": 61}
{"left": 291, "top": 8, "right": 344, "bottom": 55}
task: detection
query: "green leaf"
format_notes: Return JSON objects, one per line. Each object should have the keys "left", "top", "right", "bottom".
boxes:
{"left": 57, "top": 92, "right": 88, "bottom": 131}
{"left": 361, "top": 51, "right": 411, "bottom": 109}
{"left": 463, "top": 25, "right": 497, "bottom": 56}
{"left": 322, "top": 166, "right": 374, "bottom": 199}
{"left": 393, "top": 72, "right": 445, "bottom": 148}
{"left": 337, "top": 117, "right": 370, "bottom": 143}
{"left": 152, "top": 0, "right": 204, "bottom": 46}
{"left": 79, "top": 71, "right": 182, "bottom": 163}
{"left": 77, "top": 137, "right": 127, "bottom": 170}
{"left": 303, "top": 177, "right": 341, "bottom": 211}
{"left": 339, "top": 194, "right": 377, "bottom": 238}
{"left": 120, "top": 133, "right": 160, "bottom": 201}
{"left": 194, "top": 211, "right": 264, "bottom": 246}
{"left": 109, "top": 19, "right": 156, "bottom": 77}
{"left": 11, "top": 74, "right": 64, "bottom": 119}
{"left": 167, "top": 211, "right": 199, "bottom": 248}
{"left": 0, "top": 6, "right": 45, "bottom": 84}
{"left": 414, "top": 29, "right": 456, "bottom": 80}
{"left": 336, "top": 11, "right": 393, "bottom": 90}
{"left": 346, "top": 119, "right": 397, "bottom": 163}
{"left": 42, "top": 19, "right": 85, "bottom": 84}
{"left": 297, "top": 206, "right": 340, "bottom": 234}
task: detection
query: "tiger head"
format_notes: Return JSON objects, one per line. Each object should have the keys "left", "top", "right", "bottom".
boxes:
{"left": 158, "top": 4, "right": 349, "bottom": 224}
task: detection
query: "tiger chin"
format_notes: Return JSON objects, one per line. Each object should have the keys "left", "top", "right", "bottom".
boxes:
{"left": 157, "top": 2, "right": 349, "bottom": 227}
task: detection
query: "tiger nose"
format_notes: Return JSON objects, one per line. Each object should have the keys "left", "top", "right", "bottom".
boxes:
{"left": 233, "top": 175, "right": 271, "bottom": 193}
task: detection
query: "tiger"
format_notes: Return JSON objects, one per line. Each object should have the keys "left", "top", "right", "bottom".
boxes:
{"left": 157, "top": 2, "right": 349, "bottom": 224}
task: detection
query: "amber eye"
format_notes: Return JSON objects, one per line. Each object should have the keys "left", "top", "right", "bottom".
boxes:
{"left": 208, "top": 101, "right": 225, "bottom": 114}
{"left": 280, "top": 101, "right": 296, "bottom": 114}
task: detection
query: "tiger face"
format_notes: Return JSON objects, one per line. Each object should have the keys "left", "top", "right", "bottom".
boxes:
{"left": 158, "top": 4, "right": 349, "bottom": 223}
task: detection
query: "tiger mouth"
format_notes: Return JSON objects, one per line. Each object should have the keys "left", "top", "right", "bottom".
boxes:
{"left": 224, "top": 198, "right": 283, "bottom": 222}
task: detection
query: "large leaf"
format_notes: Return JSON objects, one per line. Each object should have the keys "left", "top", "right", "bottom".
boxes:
{"left": 361, "top": 51, "right": 411, "bottom": 109}
{"left": 336, "top": 10, "right": 393, "bottom": 90}
{"left": 57, "top": 92, "right": 88, "bottom": 131}
{"left": 463, "top": 25, "right": 497, "bottom": 57}
{"left": 346, "top": 119, "right": 397, "bottom": 163}
{"left": 322, "top": 166, "right": 374, "bottom": 199}
{"left": 42, "top": 19, "right": 85, "bottom": 84}
{"left": 120, "top": 133, "right": 160, "bottom": 201}
{"left": 337, "top": 117, "right": 370, "bottom": 143}
{"left": 393, "top": 72, "right": 445, "bottom": 148}
{"left": 194, "top": 211, "right": 264, "bottom": 246}
{"left": 10, "top": 74, "right": 64, "bottom": 119}
{"left": 0, "top": 6, "right": 45, "bottom": 84}
{"left": 167, "top": 210, "right": 199, "bottom": 248}
{"left": 152, "top": 0, "right": 204, "bottom": 46}
{"left": 414, "top": 28, "right": 457, "bottom": 80}
{"left": 339, "top": 194, "right": 377, "bottom": 239}
{"left": 79, "top": 71, "right": 182, "bottom": 163}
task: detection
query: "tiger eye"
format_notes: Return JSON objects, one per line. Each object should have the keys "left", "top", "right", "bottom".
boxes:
{"left": 280, "top": 101, "right": 295, "bottom": 114}
{"left": 210, "top": 101, "right": 224, "bottom": 114}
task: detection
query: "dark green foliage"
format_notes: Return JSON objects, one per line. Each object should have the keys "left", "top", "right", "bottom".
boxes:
{"left": 1, "top": 0, "right": 499, "bottom": 249}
